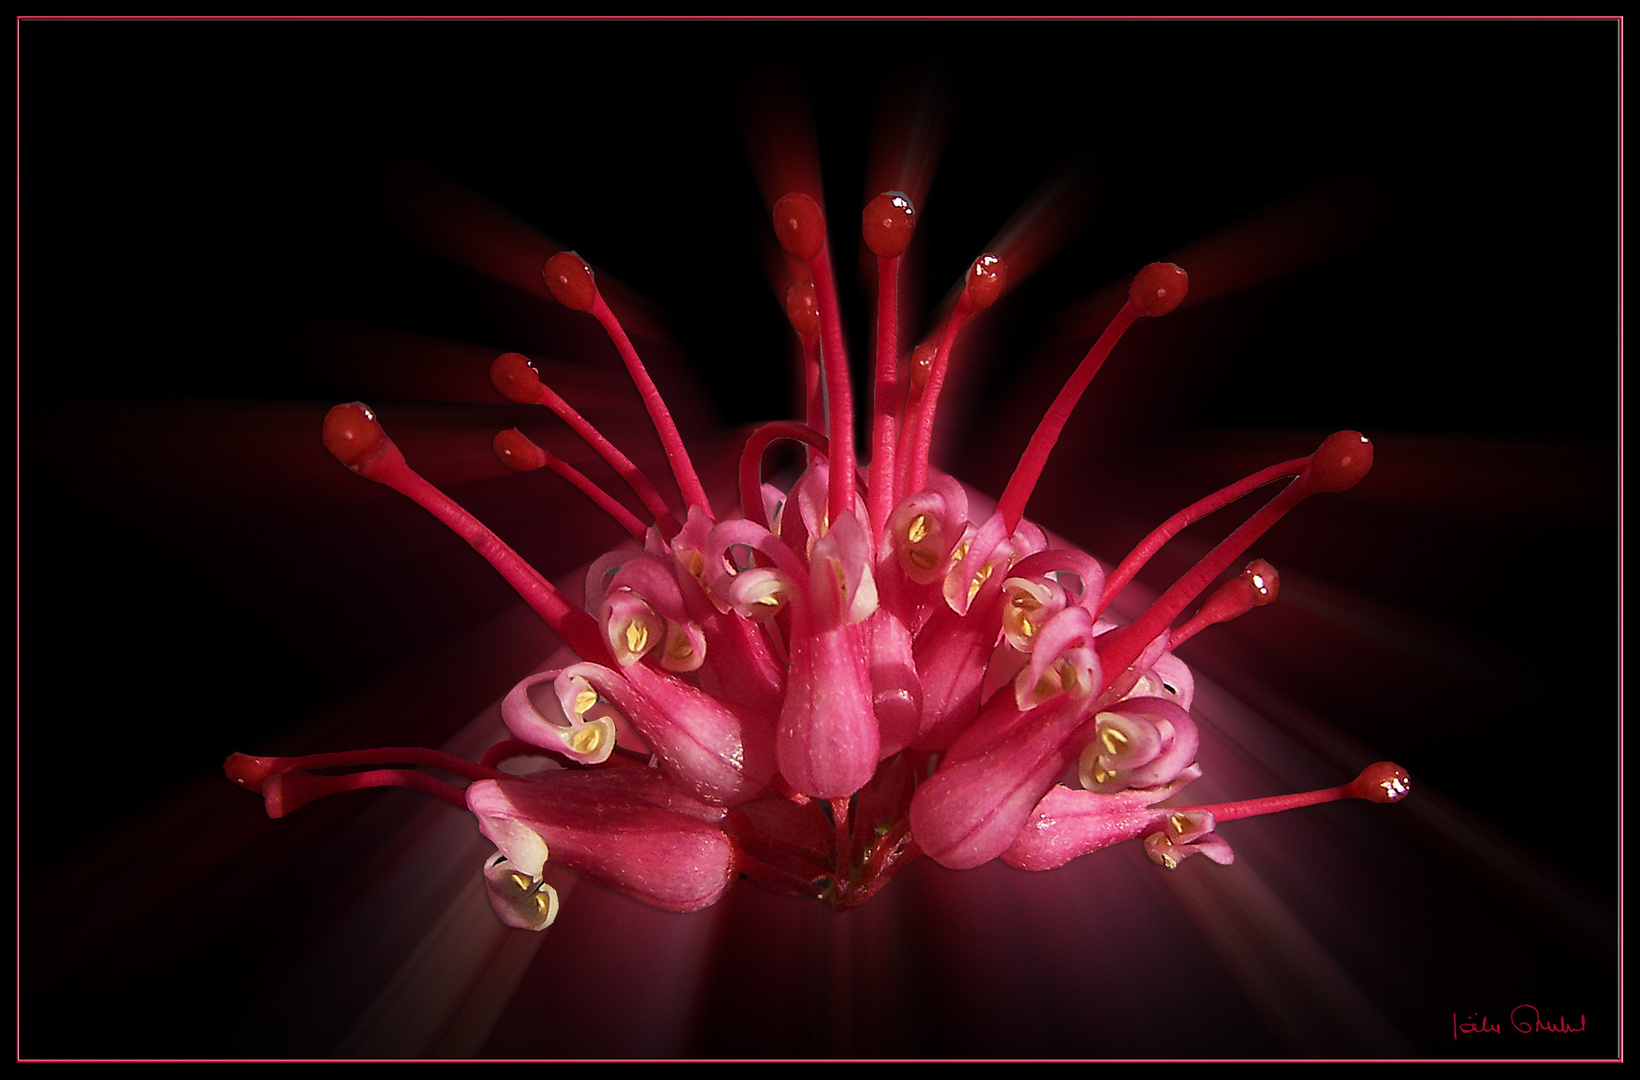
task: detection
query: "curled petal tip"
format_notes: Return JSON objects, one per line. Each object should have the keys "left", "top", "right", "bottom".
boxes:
{"left": 483, "top": 851, "right": 560, "bottom": 931}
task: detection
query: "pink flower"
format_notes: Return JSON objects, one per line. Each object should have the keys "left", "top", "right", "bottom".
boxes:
{"left": 228, "top": 173, "right": 1407, "bottom": 929}
{"left": 469, "top": 766, "right": 735, "bottom": 916}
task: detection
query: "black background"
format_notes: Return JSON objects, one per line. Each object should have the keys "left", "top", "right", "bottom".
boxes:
{"left": 21, "top": 18, "right": 1619, "bottom": 1060}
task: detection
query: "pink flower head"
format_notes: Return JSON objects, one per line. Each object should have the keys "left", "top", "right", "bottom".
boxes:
{"left": 228, "top": 163, "right": 1408, "bottom": 928}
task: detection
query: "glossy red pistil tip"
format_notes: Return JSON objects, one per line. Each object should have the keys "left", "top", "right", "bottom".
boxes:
{"left": 1129, "top": 262, "right": 1188, "bottom": 317}
{"left": 862, "top": 191, "right": 916, "bottom": 258}
{"left": 964, "top": 253, "right": 1006, "bottom": 310}
{"left": 224, "top": 752, "right": 281, "bottom": 793}
{"left": 543, "top": 251, "right": 598, "bottom": 311}
{"left": 493, "top": 428, "right": 548, "bottom": 471}
{"left": 1242, "top": 558, "right": 1279, "bottom": 604}
{"left": 772, "top": 193, "right": 826, "bottom": 261}
{"left": 909, "top": 341, "right": 937, "bottom": 394}
{"left": 490, "top": 352, "right": 543, "bottom": 404}
{"left": 1307, "top": 430, "right": 1374, "bottom": 492}
{"left": 1168, "top": 558, "right": 1280, "bottom": 648}
{"left": 1347, "top": 761, "right": 1411, "bottom": 804}
{"left": 785, "top": 280, "right": 820, "bottom": 342}
{"left": 322, "top": 402, "right": 385, "bottom": 471}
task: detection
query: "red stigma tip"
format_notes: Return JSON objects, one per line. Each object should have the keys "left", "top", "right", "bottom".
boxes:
{"left": 785, "top": 280, "right": 820, "bottom": 342}
{"left": 1242, "top": 558, "right": 1280, "bottom": 605}
{"left": 1347, "top": 761, "right": 1411, "bottom": 804}
{"left": 543, "top": 251, "right": 597, "bottom": 311}
{"left": 490, "top": 352, "right": 543, "bottom": 404}
{"left": 772, "top": 193, "right": 826, "bottom": 261}
{"left": 223, "top": 752, "right": 279, "bottom": 794}
{"left": 964, "top": 253, "right": 1006, "bottom": 310}
{"left": 1306, "top": 431, "right": 1374, "bottom": 493}
{"left": 862, "top": 191, "right": 916, "bottom": 258}
{"left": 1129, "top": 262, "right": 1189, "bottom": 317}
{"left": 322, "top": 402, "right": 385, "bottom": 471}
{"left": 909, "top": 341, "right": 937, "bottom": 393}
{"left": 1171, "top": 556, "right": 1283, "bottom": 647}
{"left": 493, "top": 429, "right": 548, "bottom": 472}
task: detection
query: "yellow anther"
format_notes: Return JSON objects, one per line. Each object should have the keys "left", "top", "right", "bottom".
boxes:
{"left": 624, "top": 621, "right": 649, "bottom": 655}
{"left": 1033, "top": 672, "right": 1058, "bottom": 700}
{"left": 668, "top": 639, "right": 694, "bottom": 660}
{"left": 570, "top": 725, "right": 604, "bottom": 755}
{"left": 506, "top": 871, "right": 535, "bottom": 893}
{"left": 755, "top": 593, "right": 783, "bottom": 607}
{"left": 1100, "top": 726, "right": 1129, "bottom": 756}
{"left": 1056, "top": 659, "right": 1080, "bottom": 695}
{"left": 1091, "top": 764, "right": 1115, "bottom": 784}
{"left": 907, "top": 513, "right": 930, "bottom": 544}
{"left": 1169, "top": 812, "right": 1190, "bottom": 834}
{"left": 1018, "top": 616, "right": 1035, "bottom": 638}
{"left": 531, "top": 893, "right": 553, "bottom": 917}
{"left": 682, "top": 550, "right": 705, "bottom": 578}
{"left": 966, "top": 562, "right": 994, "bottom": 603}
{"left": 573, "top": 688, "right": 598, "bottom": 715}
{"left": 1010, "top": 593, "right": 1038, "bottom": 609}
{"left": 1158, "top": 850, "right": 1179, "bottom": 870}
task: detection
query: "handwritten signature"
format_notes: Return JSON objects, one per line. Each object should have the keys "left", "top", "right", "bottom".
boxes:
{"left": 1452, "top": 1006, "right": 1587, "bottom": 1039}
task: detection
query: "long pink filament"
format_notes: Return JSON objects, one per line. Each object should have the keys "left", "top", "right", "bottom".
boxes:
{"left": 867, "top": 252, "right": 902, "bottom": 535}
{"left": 523, "top": 438, "right": 649, "bottom": 539}
{"left": 995, "top": 302, "right": 1139, "bottom": 532}
{"left": 589, "top": 293, "right": 715, "bottom": 519}
{"left": 1182, "top": 783, "right": 1352, "bottom": 823}
{"left": 804, "top": 242, "right": 857, "bottom": 524}
{"left": 1097, "top": 455, "right": 1308, "bottom": 614}
{"left": 1095, "top": 474, "right": 1315, "bottom": 688}
{"left": 290, "top": 768, "right": 470, "bottom": 812}
{"left": 530, "top": 379, "right": 681, "bottom": 535}
{"left": 370, "top": 457, "right": 611, "bottom": 662}
{"left": 255, "top": 747, "right": 509, "bottom": 784}
{"left": 901, "top": 306, "right": 972, "bottom": 498}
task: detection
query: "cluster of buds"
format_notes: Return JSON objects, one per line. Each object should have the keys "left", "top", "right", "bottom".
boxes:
{"left": 226, "top": 185, "right": 1408, "bottom": 927}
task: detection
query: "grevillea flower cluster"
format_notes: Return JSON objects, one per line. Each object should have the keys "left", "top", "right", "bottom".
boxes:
{"left": 226, "top": 187, "right": 1409, "bottom": 928}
